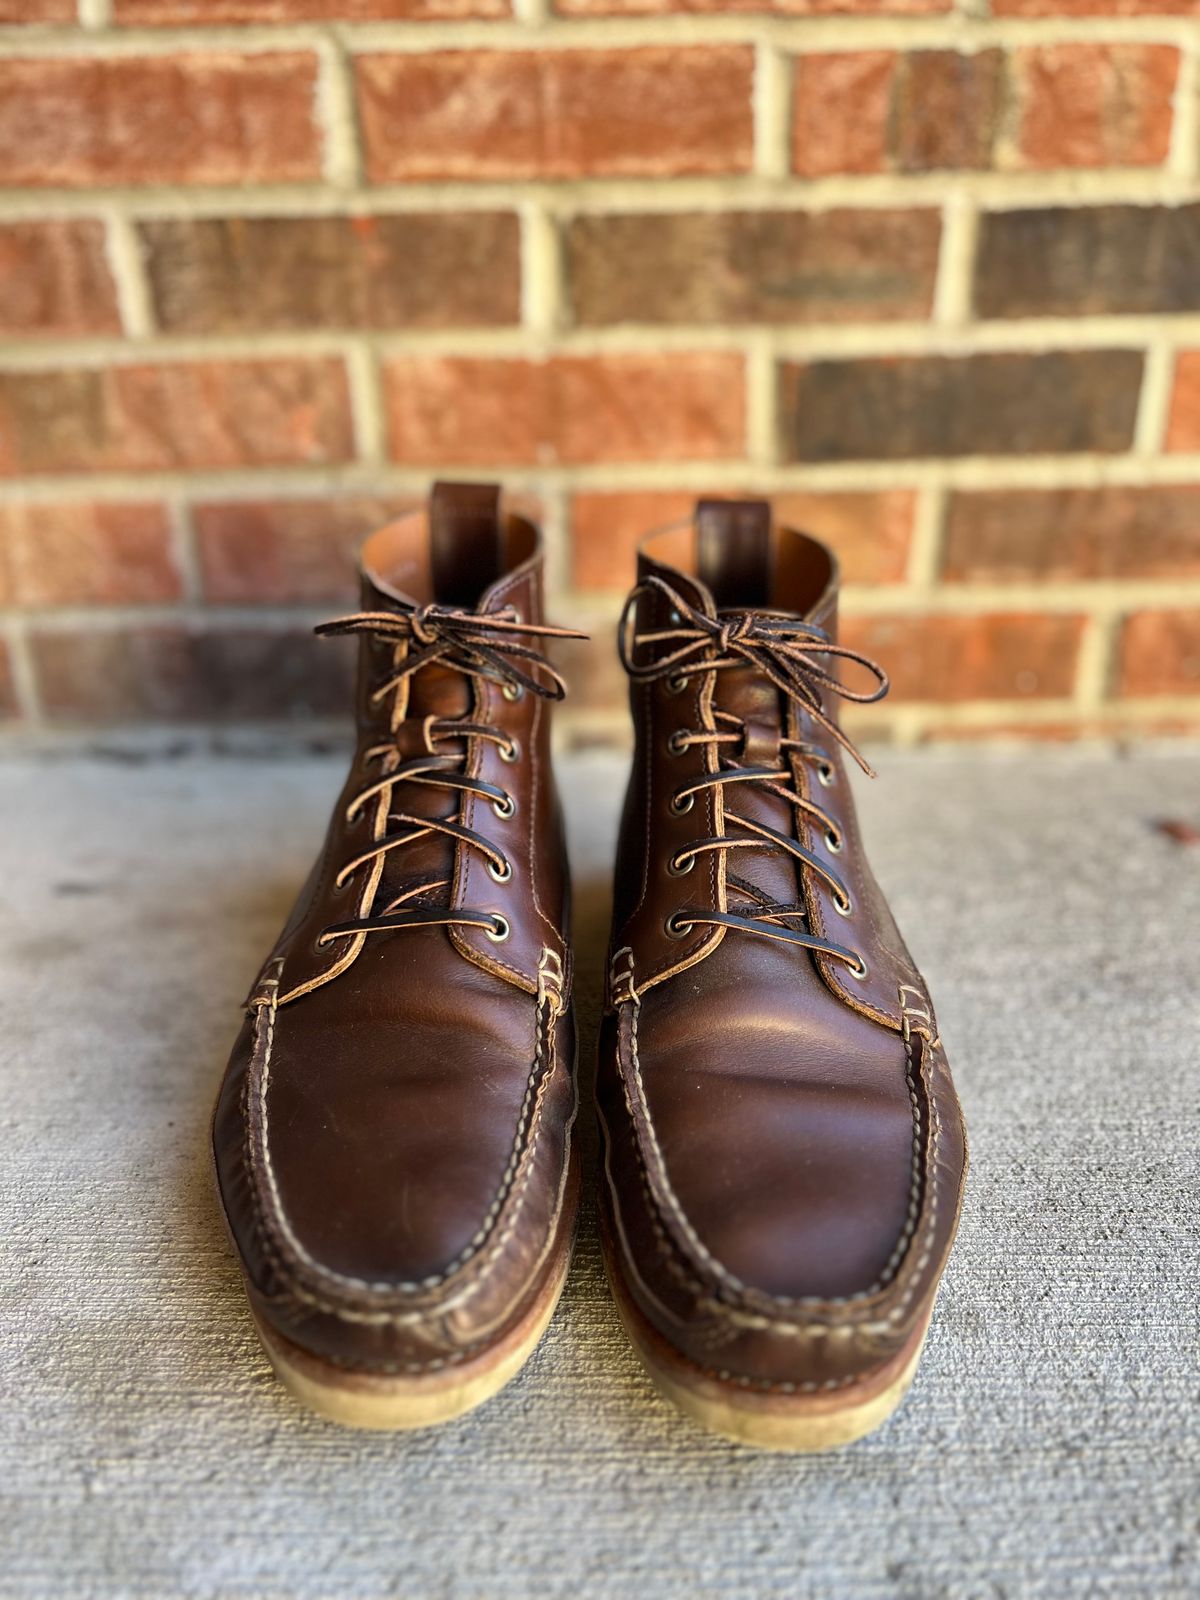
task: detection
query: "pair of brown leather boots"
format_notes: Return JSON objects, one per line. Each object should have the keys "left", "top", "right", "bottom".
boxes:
{"left": 213, "top": 482, "right": 967, "bottom": 1452}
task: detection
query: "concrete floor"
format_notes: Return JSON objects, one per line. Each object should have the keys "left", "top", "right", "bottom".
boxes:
{"left": 0, "top": 739, "right": 1197, "bottom": 1599}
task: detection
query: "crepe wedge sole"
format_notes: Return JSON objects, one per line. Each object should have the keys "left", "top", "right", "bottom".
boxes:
{"left": 251, "top": 1155, "right": 579, "bottom": 1431}
{"left": 601, "top": 1214, "right": 932, "bottom": 1452}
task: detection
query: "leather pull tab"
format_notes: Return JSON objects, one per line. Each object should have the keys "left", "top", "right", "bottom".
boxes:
{"left": 430, "top": 481, "right": 502, "bottom": 607}
{"left": 695, "top": 498, "right": 772, "bottom": 609}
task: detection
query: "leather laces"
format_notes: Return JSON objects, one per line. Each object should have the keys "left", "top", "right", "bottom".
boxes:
{"left": 620, "top": 574, "right": 889, "bottom": 978}
{"left": 311, "top": 602, "right": 586, "bottom": 951}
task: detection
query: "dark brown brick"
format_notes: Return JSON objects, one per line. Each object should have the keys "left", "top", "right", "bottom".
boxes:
{"left": 976, "top": 204, "right": 1200, "bottom": 318}
{"left": 0, "top": 359, "right": 354, "bottom": 476}
{"left": 31, "top": 625, "right": 355, "bottom": 721}
{"left": 0, "top": 501, "right": 180, "bottom": 606}
{"left": 139, "top": 213, "right": 521, "bottom": 334}
{"left": 779, "top": 350, "right": 1143, "bottom": 462}
{"left": 944, "top": 486, "right": 1200, "bottom": 583}
{"left": 891, "top": 49, "right": 1004, "bottom": 172}
{"left": 0, "top": 221, "right": 121, "bottom": 337}
{"left": 195, "top": 495, "right": 415, "bottom": 603}
{"left": 843, "top": 612, "right": 1085, "bottom": 701}
{"left": 566, "top": 209, "right": 940, "bottom": 326}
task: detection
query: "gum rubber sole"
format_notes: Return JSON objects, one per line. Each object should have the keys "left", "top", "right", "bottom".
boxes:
{"left": 601, "top": 1210, "right": 931, "bottom": 1452}
{"left": 250, "top": 1155, "right": 579, "bottom": 1432}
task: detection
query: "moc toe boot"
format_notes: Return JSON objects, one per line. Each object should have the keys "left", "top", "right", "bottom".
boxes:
{"left": 597, "top": 498, "right": 968, "bottom": 1451}
{"left": 213, "top": 482, "right": 582, "bottom": 1429}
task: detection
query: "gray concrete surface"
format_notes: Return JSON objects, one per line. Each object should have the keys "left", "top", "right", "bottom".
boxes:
{"left": 0, "top": 739, "right": 1197, "bottom": 1600}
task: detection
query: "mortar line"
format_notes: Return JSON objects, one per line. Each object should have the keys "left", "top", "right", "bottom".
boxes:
{"left": 521, "top": 202, "right": 562, "bottom": 341}
{"left": 1073, "top": 611, "right": 1118, "bottom": 712}
{"left": 3, "top": 619, "right": 42, "bottom": 727}
{"left": 345, "top": 339, "right": 387, "bottom": 466}
{"left": 906, "top": 485, "right": 948, "bottom": 591}
{"left": 3, "top": 453, "right": 1200, "bottom": 500}
{"left": 2, "top": 169, "right": 1199, "bottom": 220}
{"left": 1168, "top": 28, "right": 1200, "bottom": 182}
{"left": 933, "top": 190, "right": 979, "bottom": 329}
{"left": 753, "top": 38, "right": 791, "bottom": 183}
{"left": 75, "top": 0, "right": 111, "bottom": 28}
{"left": 315, "top": 32, "right": 363, "bottom": 192}
{"left": 102, "top": 210, "right": 156, "bottom": 340}
{"left": 165, "top": 495, "right": 204, "bottom": 606}
{"left": 1134, "top": 339, "right": 1177, "bottom": 457}
{"left": 5, "top": 313, "right": 1199, "bottom": 366}
{"left": 3, "top": 15, "right": 1199, "bottom": 55}
{"left": 745, "top": 334, "right": 779, "bottom": 470}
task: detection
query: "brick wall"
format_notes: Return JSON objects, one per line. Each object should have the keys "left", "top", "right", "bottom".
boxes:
{"left": 1, "top": 0, "right": 1199, "bottom": 744}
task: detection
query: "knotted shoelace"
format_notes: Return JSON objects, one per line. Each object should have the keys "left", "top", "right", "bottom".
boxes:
{"left": 312, "top": 602, "right": 586, "bottom": 951}
{"left": 619, "top": 574, "right": 889, "bottom": 979}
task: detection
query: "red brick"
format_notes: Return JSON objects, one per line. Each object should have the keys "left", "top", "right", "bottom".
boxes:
{"left": 384, "top": 353, "right": 744, "bottom": 466}
{"left": 1166, "top": 352, "right": 1200, "bottom": 453}
{"left": 0, "top": 221, "right": 120, "bottom": 337}
{"left": 0, "top": 54, "right": 321, "bottom": 188}
{"left": 0, "top": 1, "right": 75, "bottom": 21}
{"left": 0, "top": 639, "right": 16, "bottom": 722}
{"left": 1014, "top": 44, "right": 1178, "bottom": 170}
{"left": 792, "top": 53, "right": 894, "bottom": 178}
{"left": 1118, "top": 610, "right": 1200, "bottom": 696}
{"left": 139, "top": 213, "right": 521, "bottom": 333}
{"left": 116, "top": 0, "right": 507, "bottom": 18}
{"left": 30, "top": 625, "right": 355, "bottom": 721}
{"left": 0, "top": 359, "right": 354, "bottom": 476}
{"left": 569, "top": 489, "right": 913, "bottom": 589}
{"left": 0, "top": 501, "right": 179, "bottom": 606}
{"left": 944, "top": 487, "right": 1200, "bottom": 584}
{"left": 566, "top": 209, "right": 940, "bottom": 325}
{"left": 842, "top": 613, "right": 1086, "bottom": 702}
{"left": 194, "top": 495, "right": 415, "bottom": 603}
{"left": 357, "top": 48, "right": 754, "bottom": 182}
{"left": 557, "top": 0, "right": 946, "bottom": 10}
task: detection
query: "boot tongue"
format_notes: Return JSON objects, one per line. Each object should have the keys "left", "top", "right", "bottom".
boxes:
{"left": 353, "top": 482, "right": 504, "bottom": 915}
{"left": 692, "top": 500, "right": 799, "bottom": 913}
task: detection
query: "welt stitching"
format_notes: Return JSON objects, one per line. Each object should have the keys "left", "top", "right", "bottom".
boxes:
{"left": 615, "top": 953, "right": 937, "bottom": 1333}
{"left": 248, "top": 966, "right": 562, "bottom": 1318}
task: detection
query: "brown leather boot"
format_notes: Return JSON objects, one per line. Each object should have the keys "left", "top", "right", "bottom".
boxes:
{"left": 213, "top": 483, "right": 583, "bottom": 1429}
{"left": 597, "top": 499, "right": 968, "bottom": 1450}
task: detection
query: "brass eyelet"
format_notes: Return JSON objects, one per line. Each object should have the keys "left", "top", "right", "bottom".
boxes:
{"left": 486, "top": 914, "right": 511, "bottom": 943}
{"left": 825, "top": 828, "right": 843, "bottom": 854}
{"left": 493, "top": 793, "right": 516, "bottom": 820}
{"left": 847, "top": 955, "right": 869, "bottom": 981}
{"left": 666, "top": 673, "right": 689, "bottom": 695}
{"left": 502, "top": 683, "right": 524, "bottom": 703}
{"left": 665, "top": 912, "right": 693, "bottom": 940}
{"left": 667, "top": 851, "right": 695, "bottom": 877}
{"left": 499, "top": 739, "right": 520, "bottom": 764}
{"left": 488, "top": 858, "right": 513, "bottom": 884}
{"left": 832, "top": 889, "right": 853, "bottom": 917}
{"left": 669, "top": 791, "right": 695, "bottom": 816}
{"left": 667, "top": 730, "right": 689, "bottom": 757}
{"left": 817, "top": 761, "right": 836, "bottom": 787}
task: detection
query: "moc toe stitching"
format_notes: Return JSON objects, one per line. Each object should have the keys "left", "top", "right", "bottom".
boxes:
{"left": 239, "top": 983, "right": 569, "bottom": 1365}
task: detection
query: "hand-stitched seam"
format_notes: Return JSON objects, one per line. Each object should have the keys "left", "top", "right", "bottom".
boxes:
{"left": 615, "top": 956, "right": 939, "bottom": 1334}
{"left": 247, "top": 964, "right": 564, "bottom": 1319}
